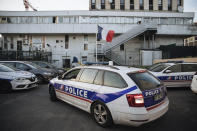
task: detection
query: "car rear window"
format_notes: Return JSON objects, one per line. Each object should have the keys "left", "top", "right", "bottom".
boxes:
{"left": 149, "top": 64, "right": 169, "bottom": 72}
{"left": 128, "top": 72, "right": 162, "bottom": 91}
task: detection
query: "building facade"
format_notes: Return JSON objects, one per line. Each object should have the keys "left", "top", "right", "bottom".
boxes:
{"left": 0, "top": 0, "right": 197, "bottom": 67}
{"left": 90, "top": 0, "right": 184, "bottom": 12}
{"left": 184, "top": 36, "right": 197, "bottom": 46}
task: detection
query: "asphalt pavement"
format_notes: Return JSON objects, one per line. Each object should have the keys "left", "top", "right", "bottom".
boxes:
{"left": 0, "top": 85, "right": 197, "bottom": 131}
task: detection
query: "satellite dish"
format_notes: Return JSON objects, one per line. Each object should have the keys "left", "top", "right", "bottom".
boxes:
{"left": 109, "top": 0, "right": 113, "bottom": 3}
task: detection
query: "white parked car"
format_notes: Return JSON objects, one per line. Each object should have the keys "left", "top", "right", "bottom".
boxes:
{"left": 0, "top": 64, "right": 38, "bottom": 92}
{"left": 191, "top": 74, "right": 197, "bottom": 93}
{"left": 49, "top": 66, "right": 169, "bottom": 127}
{"left": 149, "top": 62, "right": 197, "bottom": 87}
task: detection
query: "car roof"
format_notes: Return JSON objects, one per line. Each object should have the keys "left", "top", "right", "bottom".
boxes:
{"left": 74, "top": 65, "right": 145, "bottom": 74}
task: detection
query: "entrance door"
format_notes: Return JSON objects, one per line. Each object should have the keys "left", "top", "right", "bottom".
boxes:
{"left": 63, "top": 59, "right": 70, "bottom": 68}
{"left": 17, "top": 41, "right": 22, "bottom": 51}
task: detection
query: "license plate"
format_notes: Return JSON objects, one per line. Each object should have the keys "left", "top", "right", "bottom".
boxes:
{"left": 154, "top": 92, "right": 163, "bottom": 101}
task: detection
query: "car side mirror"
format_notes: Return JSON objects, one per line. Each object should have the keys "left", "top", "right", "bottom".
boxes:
{"left": 165, "top": 70, "right": 172, "bottom": 74}
{"left": 58, "top": 75, "right": 63, "bottom": 80}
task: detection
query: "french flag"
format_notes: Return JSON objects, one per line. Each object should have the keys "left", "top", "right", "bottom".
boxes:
{"left": 97, "top": 25, "right": 115, "bottom": 42}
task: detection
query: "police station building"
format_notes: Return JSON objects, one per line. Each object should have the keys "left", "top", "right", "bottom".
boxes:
{"left": 0, "top": 0, "right": 197, "bottom": 67}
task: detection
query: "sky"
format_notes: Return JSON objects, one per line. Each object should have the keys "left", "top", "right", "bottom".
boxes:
{"left": 0, "top": 0, "right": 196, "bottom": 21}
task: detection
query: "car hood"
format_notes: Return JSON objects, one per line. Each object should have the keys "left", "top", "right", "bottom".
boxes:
{"left": 3, "top": 71, "right": 35, "bottom": 79}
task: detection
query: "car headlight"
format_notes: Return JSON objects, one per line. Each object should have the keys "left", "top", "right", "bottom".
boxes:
{"left": 14, "top": 78, "right": 27, "bottom": 82}
{"left": 43, "top": 72, "right": 52, "bottom": 75}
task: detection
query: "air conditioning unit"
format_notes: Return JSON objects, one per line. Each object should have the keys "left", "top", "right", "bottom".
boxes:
{"left": 178, "top": 6, "right": 183, "bottom": 13}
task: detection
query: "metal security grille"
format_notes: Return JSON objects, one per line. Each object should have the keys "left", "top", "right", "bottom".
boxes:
{"left": 0, "top": 50, "right": 52, "bottom": 62}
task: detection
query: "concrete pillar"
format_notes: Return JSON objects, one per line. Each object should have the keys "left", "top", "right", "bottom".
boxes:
{"left": 89, "top": 0, "right": 92, "bottom": 10}
{"left": 144, "top": 0, "right": 149, "bottom": 11}
{"left": 96, "top": 0, "right": 101, "bottom": 9}
{"left": 105, "top": 0, "right": 111, "bottom": 10}
{"left": 115, "top": 0, "right": 120, "bottom": 10}
{"left": 153, "top": 0, "right": 158, "bottom": 11}
{"left": 163, "top": 0, "right": 168, "bottom": 11}
{"left": 125, "top": 0, "right": 130, "bottom": 10}
{"left": 134, "top": 0, "right": 139, "bottom": 10}
{"left": 172, "top": 0, "right": 177, "bottom": 11}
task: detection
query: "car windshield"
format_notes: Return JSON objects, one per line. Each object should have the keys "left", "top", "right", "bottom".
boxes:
{"left": 24, "top": 61, "right": 41, "bottom": 69}
{"left": 0, "top": 64, "right": 15, "bottom": 72}
{"left": 2, "top": 63, "right": 20, "bottom": 71}
{"left": 128, "top": 71, "right": 162, "bottom": 91}
{"left": 149, "top": 64, "right": 170, "bottom": 72}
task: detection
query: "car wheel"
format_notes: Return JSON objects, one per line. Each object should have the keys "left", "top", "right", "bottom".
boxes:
{"left": 0, "top": 81, "right": 12, "bottom": 93}
{"left": 49, "top": 85, "right": 57, "bottom": 101}
{"left": 37, "top": 75, "right": 44, "bottom": 84}
{"left": 91, "top": 102, "right": 113, "bottom": 127}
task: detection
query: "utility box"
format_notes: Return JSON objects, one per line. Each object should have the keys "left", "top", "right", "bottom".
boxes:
{"left": 140, "top": 50, "right": 162, "bottom": 66}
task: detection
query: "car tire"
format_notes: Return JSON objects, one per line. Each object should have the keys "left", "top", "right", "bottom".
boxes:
{"left": 37, "top": 75, "right": 44, "bottom": 84}
{"left": 49, "top": 85, "right": 57, "bottom": 101}
{"left": 0, "top": 80, "right": 12, "bottom": 93}
{"left": 91, "top": 102, "right": 113, "bottom": 127}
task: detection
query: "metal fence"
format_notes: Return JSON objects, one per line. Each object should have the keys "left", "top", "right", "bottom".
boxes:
{"left": 0, "top": 50, "right": 52, "bottom": 62}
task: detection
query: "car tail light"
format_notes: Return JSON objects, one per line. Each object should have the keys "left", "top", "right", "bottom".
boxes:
{"left": 126, "top": 94, "right": 144, "bottom": 107}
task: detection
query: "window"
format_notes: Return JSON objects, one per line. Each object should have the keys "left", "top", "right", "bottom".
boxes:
{"left": 158, "top": 0, "right": 163, "bottom": 10}
{"left": 79, "top": 69, "right": 98, "bottom": 84}
{"left": 160, "top": 18, "right": 168, "bottom": 24}
{"left": 130, "top": 0, "right": 134, "bottom": 10}
{"left": 104, "top": 71, "right": 127, "bottom": 88}
{"left": 120, "top": 0, "right": 125, "bottom": 10}
{"left": 56, "top": 40, "right": 59, "bottom": 43}
{"left": 65, "top": 35, "right": 69, "bottom": 49}
{"left": 110, "top": 0, "right": 115, "bottom": 9}
{"left": 139, "top": 0, "right": 144, "bottom": 10}
{"left": 59, "top": 16, "right": 63, "bottom": 23}
{"left": 53, "top": 17, "right": 56, "bottom": 23}
{"left": 177, "top": 0, "right": 182, "bottom": 6}
{"left": 4, "top": 36, "right": 8, "bottom": 49}
{"left": 182, "top": 64, "right": 197, "bottom": 72}
{"left": 128, "top": 72, "right": 161, "bottom": 91}
{"left": 149, "top": 0, "right": 153, "bottom": 10}
{"left": 168, "top": 18, "right": 176, "bottom": 24}
{"left": 10, "top": 37, "right": 14, "bottom": 49}
{"left": 9, "top": 17, "right": 18, "bottom": 24}
{"left": 168, "top": 0, "right": 172, "bottom": 10}
{"left": 167, "top": 64, "right": 181, "bottom": 73}
{"left": 84, "top": 44, "right": 88, "bottom": 51}
{"left": 184, "top": 18, "right": 193, "bottom": 25}
{"left": 63, "top": 69, "right": 81, "bottom": 80}
{"left": 176, "top": 18, "right": 184, "bottom": 24}
{"left": 101, "top": 0, "right": 105, "bottom": 9}
{"left": 84, "top": 35, "right": 88, "bottom": 41}
{"left": 120, "top": 44, "right": 124, "bottom": 51}
{"left": 28, "top": 17, "right": 38, "bottom": 24}
{"left": 16, "top": 63, "right": 31, "bottom": 71}
{"left": 82, "top": 56, "right": 87, "bottom": 63}
{"left": 91, "top": 0, "right": 96, "bottom": 9}
{"left": 94, "top": 70, "right": 104, "bottom": 85}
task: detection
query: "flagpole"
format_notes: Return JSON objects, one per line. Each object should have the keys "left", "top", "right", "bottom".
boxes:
{"left": 96, "top": 24, "right": 98, "bottom": 63}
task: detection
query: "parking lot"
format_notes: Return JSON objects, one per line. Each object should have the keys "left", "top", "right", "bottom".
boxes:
{"left": 0, "top": 84, "right": 197, "bottom": 131}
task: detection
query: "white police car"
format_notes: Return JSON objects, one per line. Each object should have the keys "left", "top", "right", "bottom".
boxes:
{"left": 0, "top": 64, "right": 38, "bottom": 92}
{"left": 149, "top": 62, "right": 197, "bottom": 87}
{"left": 191, "top": 73, "right": 197, "bottom": 93}
{"left": 49, "top": 66, "right": 169, "bottom": 127}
